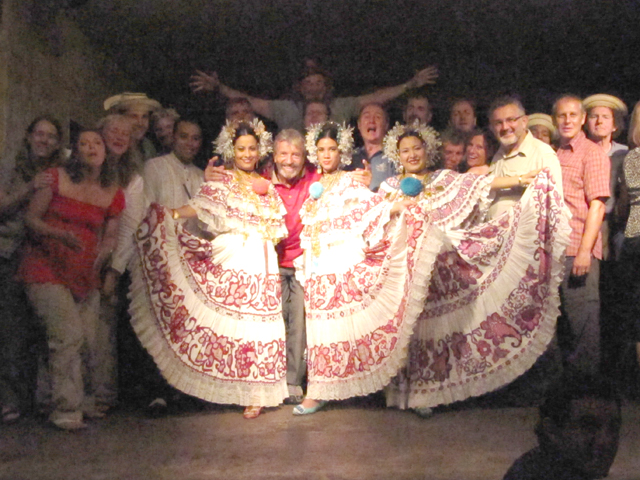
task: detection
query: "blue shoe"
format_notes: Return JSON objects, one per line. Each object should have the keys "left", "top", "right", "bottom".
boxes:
{"left": 292, "top": 400, "right": 327, "bottom": 416}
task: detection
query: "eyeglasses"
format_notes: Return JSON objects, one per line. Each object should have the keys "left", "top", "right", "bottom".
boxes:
{"left": 491, "top": 115, "right": 524, "bottom": 128}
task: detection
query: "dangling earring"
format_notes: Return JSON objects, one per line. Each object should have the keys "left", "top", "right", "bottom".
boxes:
{"left": 399, "top": 165, "right": 405, "bottom": 176}
{"left": 317, "top": 165, "right": 322, "bottom": 174}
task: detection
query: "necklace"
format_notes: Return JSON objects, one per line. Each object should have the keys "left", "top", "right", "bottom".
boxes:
{"left": 305, "top": 170, "right": 344, "bottom": 259}
{"left": 231, "top": 168, "right": 281, "bottom": 244}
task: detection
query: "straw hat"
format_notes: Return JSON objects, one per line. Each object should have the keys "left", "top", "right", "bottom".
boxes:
{"left": 527, "top": 113, "right": 557, "bottom": 137}
{"left": 582, "top": 94, "right": 628, "bottom": 116}
{"left": 103, "top": 92, "right": 162, "bottom": 112}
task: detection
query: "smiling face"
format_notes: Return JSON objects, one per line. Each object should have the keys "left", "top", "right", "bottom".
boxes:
{"left": 27, "top": 119, "right": 61, "bottom": 161}
{"left": 103, "top": 117, "right": 132, "bottom": 157}
{"left": 490, "top": 104, "right": 528, "bottom": 151}
{"left": 554, "top": 98, "right": 586, "bottom": 143}
{"left": 466, "top": 134, "right": 489, "bottom": 167}
{"left": 316, "top": 137, "right": 341, "bottom": 174}
{"left": 358, "top": 104, "right": 388, "bottom": 144}
{"left": 586, "top": 106, "right": 617, "bottom": 142}
{"left": 77, "top": 131, "right": 106, "bottom": 170}
{"left": 173, "top": 121, "right": 202, "bottom": 165}
{"left": 274, "top": 140, "right": 305, "bottom": 183}
{"left": 233, "top": 134, "right": 259, "bottom": 172}
{"left": 450, "top": 100, "right": 476, "bottom": 132}
{"left": 398, "top": 135, "right": 429, "bottom": 174}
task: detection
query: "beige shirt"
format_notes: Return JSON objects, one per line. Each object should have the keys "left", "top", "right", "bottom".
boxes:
{"left": 488, "top": 131, "right": 563, "bottom": 219}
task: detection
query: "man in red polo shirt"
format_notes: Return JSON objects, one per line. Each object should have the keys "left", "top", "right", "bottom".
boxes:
{"left": 553, "top": 95, "right": 610, "bottom": 376}
{"left": 205, "top": 129, "right": 370, "bottom": 404}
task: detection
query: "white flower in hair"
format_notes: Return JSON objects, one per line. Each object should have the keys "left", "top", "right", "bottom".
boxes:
{"left": 213, "top": 118, "right": 273, "bottom": 164}
{"left": 383, "top": 121, "right": 441, "bottom": 173}
{"left": 305, "top": 122, "right": 354, "bottom": 167}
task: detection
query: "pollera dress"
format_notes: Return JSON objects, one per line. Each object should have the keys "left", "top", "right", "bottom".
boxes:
{"left": 381, "top": 170, "right": 571, "bottom": 409}
{"left": 129, "top": 174, "right": 289, "bottom": 407}
{"left": 298, "top": 169, "right": 570, "bottom": 408}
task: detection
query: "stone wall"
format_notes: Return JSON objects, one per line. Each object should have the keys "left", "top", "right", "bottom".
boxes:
{"left": 0, "top": 0, "right": 132, "bottom": 168}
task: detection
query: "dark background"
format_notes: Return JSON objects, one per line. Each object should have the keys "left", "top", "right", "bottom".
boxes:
{"left": 70, "top": 0, "right": 640, "bottom": 132}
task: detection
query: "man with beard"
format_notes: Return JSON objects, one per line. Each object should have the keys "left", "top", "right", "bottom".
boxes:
{"left": 403, "top": 92, "right": 433, "bottom": 126}
{"left": 487, "top": 96, "right": 563, "bottom": 219}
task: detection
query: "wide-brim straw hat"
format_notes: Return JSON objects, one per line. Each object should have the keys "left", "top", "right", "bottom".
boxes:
{"left": 583, "top": 94, "right": 628, "bottom": 116}
{"left": 104, "top": 92, "right": 162, "bottom": 112}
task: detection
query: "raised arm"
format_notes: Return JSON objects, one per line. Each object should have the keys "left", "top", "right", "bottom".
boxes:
{"left": 189, "top": 70, "right": 273, "bottom": 119}
{"left": 356, "top": 65, "right": 438, "bottom": 108}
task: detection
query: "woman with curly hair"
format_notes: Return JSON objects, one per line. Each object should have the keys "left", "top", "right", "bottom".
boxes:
{"left": 19, "top": 129, "right": 124, "bottom": 430}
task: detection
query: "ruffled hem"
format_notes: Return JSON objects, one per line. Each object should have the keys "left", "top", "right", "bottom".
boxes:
{"left": 129, "top": 204, "right": 287, "bottom": 407}
{"left": 304, "top": 207, "right": 448, "bottom": 401}
{"left": 386, "top": 170, "right": 571, "bottom": 408}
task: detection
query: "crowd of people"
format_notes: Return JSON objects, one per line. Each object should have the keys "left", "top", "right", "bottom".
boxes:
{"left": 1, "top": 60, "right": 636, "bottom": 478}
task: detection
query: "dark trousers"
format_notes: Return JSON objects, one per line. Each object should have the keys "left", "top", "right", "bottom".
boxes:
{"left": 558, "top": 256, "right": 601, "bottom": 376}
{"left": 279, "top": 267, "right": 306, "bottom": 388}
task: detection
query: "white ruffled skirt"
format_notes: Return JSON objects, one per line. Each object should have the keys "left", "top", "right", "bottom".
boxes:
{"left": 129, "top": 204, "right": 288, "bottom": 407}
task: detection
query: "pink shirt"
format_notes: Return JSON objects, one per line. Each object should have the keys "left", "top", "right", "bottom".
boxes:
{"left": 270, "top": 164, "right": 320, "bottom": 268}
{"left": 557, "top": 131, "right": 610, "bottom": 259}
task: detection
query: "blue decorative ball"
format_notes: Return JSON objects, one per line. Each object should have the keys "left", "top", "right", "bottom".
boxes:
{"left": 399, "top": 177, "right": 423, "bottom": 197}
{"left": 309, "top": 182, "right": 324, "bottom": 199}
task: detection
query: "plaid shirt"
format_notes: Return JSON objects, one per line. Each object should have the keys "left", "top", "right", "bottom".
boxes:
{"left": 557, "top": 131, "right": 610, "bottom": 259}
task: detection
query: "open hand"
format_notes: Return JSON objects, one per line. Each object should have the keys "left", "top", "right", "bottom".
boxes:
{"left": 409, "top": 65, "right": 439, "bottom": 88}
{"left": 189, "top": 70, "right": 219, "bottom": 93}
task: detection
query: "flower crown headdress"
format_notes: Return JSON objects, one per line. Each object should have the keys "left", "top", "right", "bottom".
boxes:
{"left": 383, "top": 121, "right": 441, "bottom": 172}
{"left": 214, "top": 118, "right": 273, "bottom": 164}
{"left": 305, "top": 122, "right": 354, "bottom": 167}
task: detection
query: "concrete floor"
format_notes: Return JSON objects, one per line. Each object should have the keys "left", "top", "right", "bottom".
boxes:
{"left": 1, "top": 399, "right": 639, "bottom": 480}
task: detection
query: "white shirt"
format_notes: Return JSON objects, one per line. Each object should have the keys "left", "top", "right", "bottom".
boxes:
{"left": 111, "top": 173, "right": 146, "bottom": 274}
{"left": 143, "top": 152, "right": 205, "bottom": 236}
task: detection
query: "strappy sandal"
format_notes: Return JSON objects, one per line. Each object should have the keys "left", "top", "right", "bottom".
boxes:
{"left": 243, "top": 405, "right": 263, "bottom": 419}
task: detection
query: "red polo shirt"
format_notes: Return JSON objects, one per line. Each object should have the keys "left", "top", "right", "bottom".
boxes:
{"left": 269, "top": 164, "right": 320, "bottom": 268}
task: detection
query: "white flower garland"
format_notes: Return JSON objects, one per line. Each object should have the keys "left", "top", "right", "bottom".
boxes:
{"left": 213, "top": 118, "right": 273, "bottom": 164}
{"left": 383, "top": 121, "right": 441, "bottom": 173}
{"left": 305, "top": 122, "right": 354, "bottom": 167}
